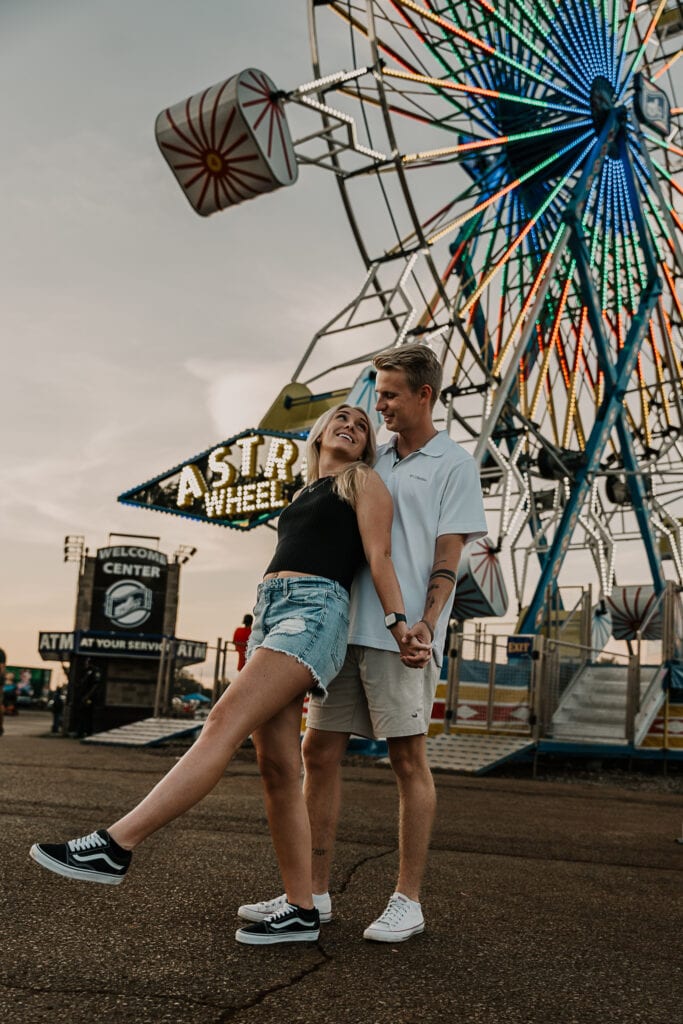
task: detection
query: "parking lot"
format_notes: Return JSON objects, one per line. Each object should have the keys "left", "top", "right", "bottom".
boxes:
{"left": 2, "top": 711, "right": 682, "bottom": 1023}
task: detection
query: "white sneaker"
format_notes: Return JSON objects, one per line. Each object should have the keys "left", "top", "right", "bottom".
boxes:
{"left": 237, "top": 891, "right": 332, "bottom": 923}
{"left": 363, "top": 892, "right": 425, "bottom": 942}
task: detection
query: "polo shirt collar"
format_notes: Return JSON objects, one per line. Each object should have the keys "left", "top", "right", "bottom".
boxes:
{"left": 386, "top": 430, "right": 448, "bottom": 460}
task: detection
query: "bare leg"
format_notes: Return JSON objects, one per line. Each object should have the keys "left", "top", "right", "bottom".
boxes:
{"left": 108, "top": 650, "right": 313, "bottom": 850}
{"left": 252, "top": 698, "right": 314, "bottom": 908}
{"left": 387, "top": 734, "right": 436, "bottom": 901}
{"left": 301, "top": 727, "right": 350, "bottom": 893}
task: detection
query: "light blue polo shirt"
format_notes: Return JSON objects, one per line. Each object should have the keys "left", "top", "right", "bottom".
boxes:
{"left": 348, "top": 431, "right": 487, "bottom": 665}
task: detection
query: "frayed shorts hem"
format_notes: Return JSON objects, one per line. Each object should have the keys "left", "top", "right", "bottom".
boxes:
{"left": 246, "top": 576, "right": 349, "bottom": 696}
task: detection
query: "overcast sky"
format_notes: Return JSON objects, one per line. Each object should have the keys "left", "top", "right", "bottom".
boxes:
{"left": 2, "top": 0, "right": 366, "bottom": 677}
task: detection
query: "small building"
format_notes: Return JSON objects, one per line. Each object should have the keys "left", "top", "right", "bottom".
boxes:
{"left": 38, "top": 538, "right": 206, "bottom": 734}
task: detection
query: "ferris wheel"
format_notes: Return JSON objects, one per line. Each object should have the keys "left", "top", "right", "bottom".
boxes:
{"left": 153, "top": 0, "right": 683, "bottom": 634}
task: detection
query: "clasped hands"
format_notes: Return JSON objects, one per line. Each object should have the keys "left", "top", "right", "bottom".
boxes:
{"left": 397, "top": 621, "right": 433, "bottom": 668}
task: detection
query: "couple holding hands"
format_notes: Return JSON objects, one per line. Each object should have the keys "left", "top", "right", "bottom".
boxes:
{"left": 31, "top": 343, "right": 486, "bottom": 946}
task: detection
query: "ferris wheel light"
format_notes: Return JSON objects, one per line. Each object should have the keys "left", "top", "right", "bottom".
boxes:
{"left": 289, "top": 65, "right": 375, "bottom": 97}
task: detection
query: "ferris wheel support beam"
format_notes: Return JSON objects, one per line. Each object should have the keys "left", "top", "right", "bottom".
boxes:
{"left": 519, "top": 113, "right": 665, "bottom": 634}
{"left": 472, "top": 232, "right": 569, "bottom": 464}
{"left": 519, "top": 276, "right": 663, "bottom": 633}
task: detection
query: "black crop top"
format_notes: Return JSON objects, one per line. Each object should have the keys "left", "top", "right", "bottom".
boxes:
{"left": 265, "top": 476, "right": 366, "bottom": 592}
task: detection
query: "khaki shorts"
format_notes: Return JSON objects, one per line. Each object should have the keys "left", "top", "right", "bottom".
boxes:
{"left": 305, "top": 644, "right": 439, "bottom": 739}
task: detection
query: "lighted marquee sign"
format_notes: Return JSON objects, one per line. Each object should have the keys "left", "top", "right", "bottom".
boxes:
{"left": 118, "top": 429, "right": 307, "bottom": 531}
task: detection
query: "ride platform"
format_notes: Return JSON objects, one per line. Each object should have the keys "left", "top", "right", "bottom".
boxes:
{"left": 81, "top": 717, "right": 203, "bottom": 747}
{"left": 381, "top": 732, "right": 534, "bottom": 775}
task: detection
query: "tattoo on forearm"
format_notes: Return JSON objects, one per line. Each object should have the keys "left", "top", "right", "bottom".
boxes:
{"left": 425, "top": 568, "right": 456, "bottom": 613}
{"left": 312, "top": 847, "right": 327, "bottom": 857}
{"left": 429, "top": 569, "right": 457, "bottom": 585}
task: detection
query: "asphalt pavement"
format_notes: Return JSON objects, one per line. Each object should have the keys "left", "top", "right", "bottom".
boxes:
{"left": 2, "top": 711, "right": 682, "bottom": 1024}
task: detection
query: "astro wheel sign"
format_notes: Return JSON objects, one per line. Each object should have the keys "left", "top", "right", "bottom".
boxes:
{"left": 118, "top": 429, "right": 306, "bottom": 531}
{"left": 90, "top": 546, "right": 168, "bottom": 634}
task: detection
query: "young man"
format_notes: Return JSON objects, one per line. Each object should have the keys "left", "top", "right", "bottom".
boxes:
{"left": 243, "top": 343, "right": 487, "bottom": 941}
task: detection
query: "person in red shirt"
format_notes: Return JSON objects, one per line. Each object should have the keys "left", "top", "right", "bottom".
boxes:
{"left": 232, "top": 614, "right": 253, "bottom": 672}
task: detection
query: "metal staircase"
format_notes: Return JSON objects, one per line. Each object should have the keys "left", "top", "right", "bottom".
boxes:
{"left": 551, "top": 663, "right": 666, "bottom": 744}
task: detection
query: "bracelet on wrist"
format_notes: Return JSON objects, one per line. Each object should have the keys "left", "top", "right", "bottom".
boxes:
{"left": 419, "top": 619, "right": 435, "bottom": 641}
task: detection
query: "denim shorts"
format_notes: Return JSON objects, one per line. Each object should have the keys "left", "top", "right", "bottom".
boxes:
{"left": 246, "top": 576, "right": 350, "bottom": 695}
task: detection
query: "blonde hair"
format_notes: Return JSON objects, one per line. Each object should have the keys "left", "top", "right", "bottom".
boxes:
{"left": 373, "top": 342, "right": 443, "bottom": 409}
{"left": 306, "top": 404, "right": 376, "bottom": 508}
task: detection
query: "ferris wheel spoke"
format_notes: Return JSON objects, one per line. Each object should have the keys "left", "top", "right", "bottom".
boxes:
{"left": 527, "top": 276, "right": 572, "bottom": 425}
{"left": 468, "top": 0, "right": 591, "bottom": 96}
{"left": 425, "top": 129, "right": 596, "bottom": 247}
{"left": 653, "top": 46, "right": 683, "bottom": 81}
{"left": 373, "top": 0, "right": 499, "bottom": 133}
{"left": 560, "top": 306, "right": 590, "bottom": 450}
{"left": 393, "top": 0, "right": 588, "bottom": 106}
{"left": 337, "top": 4, "right": 501, "bottom": 135}
{"left": 656, "top": 297, "right": 683, "bottom": 407}
{"left": 614, "top": 0, "right": 638, "bottom": 87}
{"left": 646, "top": 318, "right": 674, "bottom": 435}
{"left": 641, "top": 131, "right": 683, "bottom": 161}
{"left": 632, "top": 147, "right": 683, "bottom": 272}
{"left": 547, "top": 0, "right": 611, "bottom": 82}
{"left": 382, "top": 65, "right": 582, "bottom": 118}
{"left": 438, "top": 0, "right": 580, "bottom": 106}
{"left": 462, "top": 193, "right": 515, "bottom": 347}
{"left": 490, "top": 223, "right": 568, "bottom": 378}
{"left": 632, "top": 159, "right": 683, "bottom": 279}
{"left": 616, "top": 0, "right": 669, "bottom": 101}
{"left": 401, "top": 118, "right": 594, "bottom": 166}
{"left": 457, "top": 135, "right": 595, "bottom": 315}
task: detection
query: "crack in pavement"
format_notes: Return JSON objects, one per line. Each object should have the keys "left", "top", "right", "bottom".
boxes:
{"left": 334, "top": 847, "right": 395, "bottom": 898}
{"left": 0, "top": 980, "right": 254, "bottom": 1014}
{"left": 216, "top": 948, "right": 332, "bottom": 1022}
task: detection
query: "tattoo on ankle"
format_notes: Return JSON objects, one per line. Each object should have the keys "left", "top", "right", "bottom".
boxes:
{"left": 312, "top": 847, "right": 327, "bottom": 857}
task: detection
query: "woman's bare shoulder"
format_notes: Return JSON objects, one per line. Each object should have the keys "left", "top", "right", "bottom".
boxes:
{"left": 357, "top": 466, "right": 391, "bottom": 500}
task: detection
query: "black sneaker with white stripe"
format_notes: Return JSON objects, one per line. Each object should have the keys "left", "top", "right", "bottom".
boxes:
{"left": 29, "top": 829, "right": 131, "bottom": 885}
{"left": 235, "top": 903, "right": 320, "bottom": 945}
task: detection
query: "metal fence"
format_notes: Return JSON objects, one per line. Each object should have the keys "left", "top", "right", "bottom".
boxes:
{"left": 443, "top": 581, "right": 683, "bottom": 745}
{"left": 153, "top": 636, "right": 238, "bottom": 717}
{"left": 443, "top": 629, "right": 533, "bottom": 736}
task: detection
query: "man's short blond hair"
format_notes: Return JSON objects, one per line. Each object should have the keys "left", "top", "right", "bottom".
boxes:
{"left": 373, "top": 343, "right": 443, "bottom": 408}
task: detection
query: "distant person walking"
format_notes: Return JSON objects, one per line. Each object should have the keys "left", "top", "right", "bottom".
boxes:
{"left": 51, "top": 688, "right": 64, "bottom": 734}
{"left": 0, "top": 647, "right": 5, "bottom": 736}
{"left": 74, "top": 660, "right": 101, "bottom": 738}
{"left": 232, "top": 614, "right": 253, "bottom": 672}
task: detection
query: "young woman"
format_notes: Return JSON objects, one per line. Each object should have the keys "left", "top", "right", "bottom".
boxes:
{"left": 30, "top": 405, "right": 413, "bottom": 946}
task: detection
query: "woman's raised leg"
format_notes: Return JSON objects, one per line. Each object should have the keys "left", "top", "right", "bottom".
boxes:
{"left": 107, "top": 649, "right": 313, "bottom": 850}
